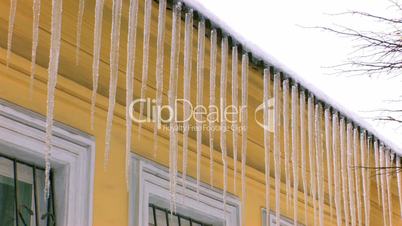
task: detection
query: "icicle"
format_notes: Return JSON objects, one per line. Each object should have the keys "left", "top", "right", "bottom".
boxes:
{"left": 324, "top": 108, "right": 333, "bottom": 220}
{"left": 104, "top": 0, "right": 123, "bottom": 168}
{"left": 209, "top": 29, "right": 217, "bottom": 187}
{"left": 360, "top": 131, "right": 369, "bottom": 226}
{"left": 283, "top": 80, "right": 291, "bottom": 210}
{"left": 263, "top": 69, "right": 271, "bottom": 226}
{"left": 354, "top": 128, "right": 363, "bottom": 226}
{"left": 30, "top": 0, "right": 41, "bottom": 94}
{"left": 374, "top": 140, "right": 381, "bottom": 205}
{"left": 379, "top": 145, "right": 388, "bottom": 226}
{"left": 273, "top": 74, "right": 281, "bottom": 226}
{"left": 44, "top": 0, "right": 63, "bottom": 199}
{"left": 366, "top": 138, "right": 371, "bottom": 226}
{"left": 385, "top": 149, "right": 393, "bottom": 226}
{"left": 231, "top": 46, "right": 238, "bottom": 194}
{"left": 168, "top": 3, "right": 181, "bottom": 213}
{"left": 138, "top": 0, "right": 153, "bottom": 136}
{"left": 153, "top": 0, "right": 167, "bottom": 155}
{"left": 340, "top": 118, "right": 350, "bottom": 226}
{"left": 6, "top": 0, "right": 17, "bottom": 66}
{"left": 347, "top": 123, "right": 356, "bottom": 226}
{"left": 291, "top": 85, "right": 299, "bottom": 226}
{"left": 196, "top": 19, "right": 205, "bottom": 200}
{"left": 240, "top": 54, "right": 248, "bottom": 226}
{"left": 332, "top": 113, "right": 342, "bottom": 226}
{"left": 75, "top": 0, "right": 85, "bottom": 65}
{"left": 397, "top": 155, "right": 402, "bottom": 218}
{"left": 125, "top": 0, "right": 139, "bottom": 190}
{"left": 90, "top": 0, "right": 105, "bottom": 130}
{"left": 307, "top": 95, "right": 317, "bottom": 226}
{"left": 300, "top": 91, "right": 308, "bottom": 223}
{"left": 182, "top": 10, "right": 193, "bottom": 200}
{"left": 220, "top": 36, "right": 229, "bottom": 224}
{"left": 315, "top": 104, "right": 324, "bottom": 226}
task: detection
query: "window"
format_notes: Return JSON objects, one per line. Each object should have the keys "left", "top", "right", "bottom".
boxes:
{"left": 261, "top": 209, "right": 302, "bottom": 226}
{"left": 129, "top": 156, "right": 241, "bottom": 226}
{"left": 0, "top": 154, "right": 56, "bottom": 226}
{"left": 0, "top": 100, "right": 95, "bottom": 226}
{"left": 148, "top": 204, "right": 213, "bottom": 226}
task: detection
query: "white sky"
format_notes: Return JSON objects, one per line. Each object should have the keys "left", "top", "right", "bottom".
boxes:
{"left": 188, "top": 0, "right": 402, "bottom": 151}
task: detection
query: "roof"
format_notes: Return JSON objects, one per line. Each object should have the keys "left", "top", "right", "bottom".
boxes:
{"left": 183, "top": 0, "right": 402, "bottom": 155}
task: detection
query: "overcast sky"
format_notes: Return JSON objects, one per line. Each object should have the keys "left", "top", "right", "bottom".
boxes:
{"left": 187, "top": 0, "right": 402, "bottom": 152}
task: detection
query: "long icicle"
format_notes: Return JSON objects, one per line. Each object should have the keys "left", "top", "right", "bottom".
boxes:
{"left": 374, "top": 140, "right": 381, "bottom": 205}
{"left": 366, "top": 137, "right": 371, "bottom": 226}
{"left": 300, "top": 91, "right": 308, "bottom": 224}
{"left": 153, "top": 0, "right": 167, "bottom": 155}
{"left": 347, "top": 123, "right": 356, "bottom": 226}
{"left": 340, "top": 118, "right": 350, "bottom": 226}
{"left": 138, "top": 0, "right": 153, "bottom": 136}
{"left": 231, "top": 46, "right": 238, "bottom": 194}
{"left": 291, "top": 85, "right": 299, "bottom": 226}
{"left": 220, "top": 36, "right": 229, "bottom": 225}
{"left": 360, "top": 131, "right": 368, "bottom": 226}
{"left": 75, "top": 0, "right": 85, "bottom": 65}
{"left": 396, "top": 155, "right": 402, "bottom": 218}
{"left": 385, "top": 149, "right": 393, "bottom": 226}
{"left": 354, "top": 128, "right": 363, "bottom": 226}
{"left": 182, "top": 9, "right": 193, "bottom": 200}
{"left": 44, "top": 0, "right": 63, "bottom": 199}
{"left": 209, "top": 29, "right": 217, "bottom": 187}
{"left": 6, "top": 0, "right": 17, "bottom": 66}
{"left": 30, "top": 0, "right": 41, "bottom": 94}
{"left": 240, "top": 54, "right": 249, "bottom": 226}
{"left": 273, "top": 74, "right": 281, "bottom": 226}
{"left": 324, "top": 108, "right": 333, "bottom": 220}
{"left": 90, "top": 0, "right": 105, "bottom": 130}
{"left": 283, "top": 79, "right": 291, "bottom": 210}
{"left": 104, "top": 0, "right": 123, "bottom": 168}
{"left": 315, "top": 104, "right": 324, "bottom": 226}
{"left": 263, "top": 69, "right": 271, "bottom": 226}
{"left": 332, "top": 113, "right": 342, "bottom": 226}
{"left": 196, "top": 19, "right": 205, "bottom": 200}
{"left": 380, "top": 144, "right": 388, "bottom": 226}
{"left": 125, "top": 0, "right": 139, "bottom": 190}
{"left": 168, "top": 3, "right": 181, "bottom": 213}
{"left": 307, "top": 95, "right": 317, "bottom": 226}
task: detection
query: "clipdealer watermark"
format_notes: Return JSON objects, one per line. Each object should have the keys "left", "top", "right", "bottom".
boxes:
{"left": 128, "top": 98, "right": 249, "bottom": 132}
{"left": 128, "top": 98, "right": 272, "bottom": 132}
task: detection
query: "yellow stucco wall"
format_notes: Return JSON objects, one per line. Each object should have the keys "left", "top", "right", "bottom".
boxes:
{"left": 0, "top": 47, "right": 273, "bottom": 226}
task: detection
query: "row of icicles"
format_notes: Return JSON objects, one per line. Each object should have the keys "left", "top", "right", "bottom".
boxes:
{"left": 265, "top": 71, "right": 402, "bottom": 226}
{"left": 5, "top": 0, "right": 402, "bottom": 225}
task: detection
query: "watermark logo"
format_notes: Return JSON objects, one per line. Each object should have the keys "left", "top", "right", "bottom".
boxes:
{"left": 254, "top": 98, "right": 274, "bottom": 131}
{"left": 128, "top": 98, "right": 247, "bottom": 132}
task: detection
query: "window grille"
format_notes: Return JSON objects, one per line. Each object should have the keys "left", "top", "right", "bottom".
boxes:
{"left": 0, "top": 153, "right": 56, "bottom": 226}
{"left": 148, "top": 204, "right": 213, "bottom": 226}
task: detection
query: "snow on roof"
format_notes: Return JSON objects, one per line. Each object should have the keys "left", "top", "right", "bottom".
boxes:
{"left": 183, "top": 0, "right": 402, "bottom": 155}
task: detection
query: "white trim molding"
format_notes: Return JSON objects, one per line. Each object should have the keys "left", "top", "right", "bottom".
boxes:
{"left": 129, "top": 155, "right": 241, "bottom": 226}
{"left": 0, "top": 100, "right": 95, "bottom": 226}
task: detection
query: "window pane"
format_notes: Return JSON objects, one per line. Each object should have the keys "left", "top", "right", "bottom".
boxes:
{"left": 180, "top": 218, "right": 190, "bottom": 226}
{"left": 167, "top": 213, "right": 178, "bottom": 226}
{"left": 155, "top": 209, "right": 167, "bottom": 226}
{"left": 17, "top": 163, "right": 34, "bottom": 226}
{"left": 149, "top": 206, "right": 154, "bottom": 226}
{"left": 0, "top": 157, "right": 16, "bottom": 226}
{"left": 36, "top": 169, "right": 56, "bottom": 226}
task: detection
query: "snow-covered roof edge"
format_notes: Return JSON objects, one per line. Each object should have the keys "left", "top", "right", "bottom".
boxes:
{"left": 183, "top": 0, "right": 402, "bottom": 155}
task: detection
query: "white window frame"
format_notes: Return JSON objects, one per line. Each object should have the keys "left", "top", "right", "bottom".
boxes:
{"left": 261, "top": 208, "right": 302, "bottom": 226}
{"left": 129, "top": 155, "right": 241, "bottom": 226}
{"left": 0, "top": 100, "right": 95, "bottom": 226}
